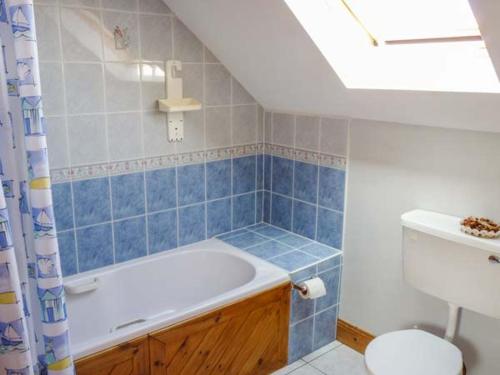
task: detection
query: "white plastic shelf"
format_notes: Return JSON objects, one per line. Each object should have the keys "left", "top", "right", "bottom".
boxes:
{"left": 401, "top": 209, "right": 500, "bottom": 254}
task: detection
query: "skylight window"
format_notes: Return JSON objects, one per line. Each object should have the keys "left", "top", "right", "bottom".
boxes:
{"left": 285, "top": 0, "right": 500, "bottom": 93}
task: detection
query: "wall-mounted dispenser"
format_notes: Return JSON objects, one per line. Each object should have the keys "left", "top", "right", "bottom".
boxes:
{"left": 158, "top": 60, "right": 202, "bottom": 142}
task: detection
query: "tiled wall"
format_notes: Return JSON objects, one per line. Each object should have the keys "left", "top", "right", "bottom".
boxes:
{"left": 34, "top": 0, "right": 264, "bottom": 275}
{"left": 262, "top": 112, "right": 349, "bottom": 250}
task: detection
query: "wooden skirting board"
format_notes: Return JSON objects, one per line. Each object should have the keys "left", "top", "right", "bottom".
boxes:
{"left": 336, "top": 319, "right": 375, "bottom": 354}
{"left": 336, "top": 319, "right": 467, "bottom": 375}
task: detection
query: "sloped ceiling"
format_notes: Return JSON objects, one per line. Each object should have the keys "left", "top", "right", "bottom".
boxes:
{"left": 166, "top": 0, "right": 500, "bottom": 133}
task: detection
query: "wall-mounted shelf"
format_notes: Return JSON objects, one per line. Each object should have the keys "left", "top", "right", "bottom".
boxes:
{"left": 157, "top": 60, "right": 202, "bottom": 142}
{"left": 401, "top": 209, "right": 500, "bottom": 254}
{"left": 158, "top": 98, "right": 202, "bottom": 113}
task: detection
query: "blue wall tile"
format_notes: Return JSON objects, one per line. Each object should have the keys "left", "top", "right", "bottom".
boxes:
{"left": 269, "top": 250, "right": 318, "bottom": 272}
{"left": 301, "top": 243, "right": 341, "bottom": 259}
{"left": 252, "top": 224, "right": 288, "bottom": 238}
{"left": 57, "top": 230, "right": 77, "bottom": 276}
{"left": 263, "top": 191, "right": 271, "bottom": 223}
{"left": 148, "top": 209, "right": 177, "bottom": 254}
{"left": 279, "top": 233, "right": 312, "bottom": 249}
{"left": 318, "top": 167, "right": 345, "bottom": 212}
{"left": 73, "top": 177, "right": 111, "bottom": 227}
{"left": 317, "top": 208, "right": 343, "bottom": 249}
{"left": 256, "top": 191, "right": 263, "bottom": 222}
{"left": 313, "top": 306, "right": 338, "bottom": 350}
{"left": 246, "top": 240, "right": 293, "bottom": 259}
{"left": 114, "top": 216, "right": 147, "bottom": 263}
{"left": 52, "top": 182, "right": 73, "bottom": 231}
{"left": 272, "top": 157, "right": 293, "bottom": 196}
{"left": 233, "top": 156, "right": 256, "bottom": 194}
{"left": 111, "top": 172, "right": 145, "bottom": 220}
{"left": 206, "top": 160, "right": 231, "bottom": 200}
{"left": 289, "top": 317, "right": 314, "bottom": 362}
{"left": 207, "top": 198, "right": 231, "bottom": 237}
{"left": 146, "top": 168, "right": 176, "bottom": 212}
{"left": 177, "top": 164, "right": 205, "bottom": 206}
{"left": 294, "top": 161, "right": 318, "bottom": 203}
{"left": 318, "top": 255, "right": 342, "bottom": 272}
{"left": 264, "top": 154, "right": 272, "bottom": 190}
{"left": 148, "top": 210, "right": 177, "bottom": 253}
{"left": 271, "top": 193, "right": 292, "bottom": 230}
{"left": 316, "top": 267, "right": 341, "bottom": 312}
{"left": 179, "top": 203, "right": 206, "bottom": 246}
{"left": 256, "top": 154, "right": 264, "bottom": 190}
{"left": 223, "top": 231, "right": 267, "bottom": 249}
{"left": 77, "top": 223, "right": 113, "bottom": 272}
{"left": 233, "top": 193, "right": 256, "bottom": 229}
{"left": 292, "top": 200, "right": 316, "bottom": 239}
{"left": 291, "top": 289, "right": 315, "bottom": 324}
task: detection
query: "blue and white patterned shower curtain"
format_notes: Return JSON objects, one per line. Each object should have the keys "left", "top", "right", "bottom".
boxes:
{"left": 0, "top": 0, "right": 73, "bottom": 374}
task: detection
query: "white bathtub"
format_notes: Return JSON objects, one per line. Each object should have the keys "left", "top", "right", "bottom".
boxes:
{"left": 64, "top": 238, "right": 290, "bottom": 359}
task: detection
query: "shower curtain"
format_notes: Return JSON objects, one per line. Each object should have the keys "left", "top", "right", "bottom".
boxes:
{"left": 0, "top": 0, "right": 73, "bottom": 374}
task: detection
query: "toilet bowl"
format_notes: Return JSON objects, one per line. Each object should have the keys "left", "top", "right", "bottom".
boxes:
{"left": 364, "top": 329, "right": 463, "bottom": 375}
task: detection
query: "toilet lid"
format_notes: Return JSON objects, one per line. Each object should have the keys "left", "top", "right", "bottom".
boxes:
{"left": 365, "top": 329, "right": 463, "bottom": 375}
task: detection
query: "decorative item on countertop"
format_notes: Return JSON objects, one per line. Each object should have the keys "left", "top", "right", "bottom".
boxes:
{"left": 460, "top": 216, "right": 500, "bottom": 239}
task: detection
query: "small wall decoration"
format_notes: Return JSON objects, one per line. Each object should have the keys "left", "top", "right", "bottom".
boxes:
{"left": 113, "top": 25, "right": 129, "bottom": 50}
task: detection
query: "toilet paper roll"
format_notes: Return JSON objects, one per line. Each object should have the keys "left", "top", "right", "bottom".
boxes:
{"left": 297, "top": 277, "right": 327, "bottom": 299}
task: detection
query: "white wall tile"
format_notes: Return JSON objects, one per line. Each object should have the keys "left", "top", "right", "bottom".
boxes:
{"left": 60, "top": 7, "right": 102, "bottom": 61}
{"left": 264, "top": 111, "right": 272, "bottom": 143}
{"left": 204, "top": 47, "right": 220, "bottom": 63}
{"left": 104, "top": 63, "right": 141, "bottom": 111}
{"left": 273, "top": 112, "right": 295, "bottom": 147}
{"left": 139, "top": 0, "right": 170, "bottom": 14}
{"left": 107, "top": 112, "right": 143, "bottom": 161}
{"left": 101, "top": 0, "right": 137, "bottom": 11}
{"left": 46, "top": 116, "right": 70, "bottom": 169}
{"left": 102, "top": 10, "right": 140, "bottom": 62}
{"left": 141, "top": 62, "right": 164, "bottom": 111}
{"left": 60, "top": 0, "right": 99, "bottom": 7}
{"left": 39, "top": 63, "right": 65, "bottom": 116}
{"left": 206, "top": 107, "right": 231, "bottom": 149}
{"left": 142, "top": 111, "right": 176, "bottom": 157}
{"left": 139, "top": 14, "right": 172, "bottom": 61}
{"left": 177, "top": 110, "right": 204, "bottom": 153}
{"left": 35, "top": 5, "right": 61, "bottom": 61}
{"left": 233, "top": 105, "right": 257, "bottom": 145}
{"left": 68, "top": 114, "right": 108, "bottom": 165}
{"left": 64, "top": 63, "right": 104, "bottom": 114}
{"left": 174, "top": 18, "right": 203, "bottom": 63}
{"left": 205, "top": 64, "right": 231, "bottom": 106}
{"left": 320, "top": 117, "right": 349, "bottom": 157}
{"left": 181, "top": 63, "right": 203, "bottom": 104}
{"left": 296, "top": 115, "right": 320, "bottom": 151}
{"left": 232, "top": 77, "right": 255, "bottom": 105}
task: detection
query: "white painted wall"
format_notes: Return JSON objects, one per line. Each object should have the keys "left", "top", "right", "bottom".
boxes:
{"left": 342, "top": 120, "right": 500, "bottom": 375}
{"left": 165, "top": 0, "right": 500, "bottom": 133}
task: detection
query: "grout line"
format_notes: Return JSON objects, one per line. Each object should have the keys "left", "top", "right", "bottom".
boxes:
{"left": 290, "top": 114, "right": 297, "bottom": 232}
{"left": 269, "top": 112, "right": 274, "bottom": 224}
{"left": 314, "top": 118, "right": 322, "bottom": 242}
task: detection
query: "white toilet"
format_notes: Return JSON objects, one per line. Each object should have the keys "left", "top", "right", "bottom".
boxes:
{"left": 365, "top": 210, "right": 500, "bottom": 375}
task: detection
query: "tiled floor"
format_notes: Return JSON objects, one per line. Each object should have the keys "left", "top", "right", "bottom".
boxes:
{"left": 272, "top": 341, "right": 369, "bottom": 375}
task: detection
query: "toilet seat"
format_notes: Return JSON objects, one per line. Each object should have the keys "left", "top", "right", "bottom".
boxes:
{"left": 365, "top": 329, "right": 463, "bottom": 375}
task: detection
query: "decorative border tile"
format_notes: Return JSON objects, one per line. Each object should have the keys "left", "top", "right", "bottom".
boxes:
{"left": 51, "top": 143, "right": 261, "bottom": 183}
{"left": 264, "top": 143, "right": 346, "bottom": 170}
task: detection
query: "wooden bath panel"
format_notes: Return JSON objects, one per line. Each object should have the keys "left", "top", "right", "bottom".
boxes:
{"left": 149, "top": 282, "right": 290, "bottom": 375}
{"left": 74, "top": 282, "right": 290, "bottom": 375}
{"left": 75, "top": 336, "right": 149, "bottom": 375}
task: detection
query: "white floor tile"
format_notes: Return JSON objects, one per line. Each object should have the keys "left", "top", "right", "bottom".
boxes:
{"left": 288, "top": 364, "right": 324, "bottom": 375}
{"left": 302, "top": 340, "right": 343, "bottom": 363}
{"left": 272, "top": 359, "right": 307, "bottom": 375}
{"left": 309, "top": 345, "right": 369, "bottom": 375}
